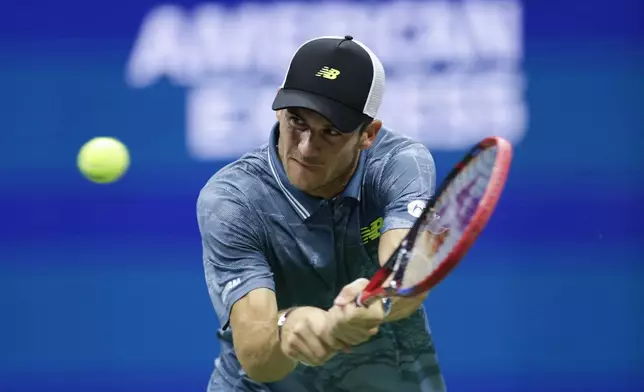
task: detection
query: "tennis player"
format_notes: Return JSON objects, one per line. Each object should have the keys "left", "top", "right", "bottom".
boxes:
{"left": 197, "top": 35, "right": 446, "bottom": 392}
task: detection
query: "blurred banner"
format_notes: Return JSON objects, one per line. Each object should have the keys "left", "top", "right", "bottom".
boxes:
{"left": 1, "top": 0, "right": 643, "bottom": 391}
{"left": 126, "top": 1, "right": 527, "bottom": 158}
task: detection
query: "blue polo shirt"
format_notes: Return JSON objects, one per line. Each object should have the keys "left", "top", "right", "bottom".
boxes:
{"left": 197, "top": 123, "right": 446, "bottom": 392}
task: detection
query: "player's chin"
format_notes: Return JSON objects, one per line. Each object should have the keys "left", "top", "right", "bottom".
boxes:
{"left": 291, "top": 178, "right": 321, "bottom": 193}
{"left": 289, "top": 169, "right": 322, "bottom": 190}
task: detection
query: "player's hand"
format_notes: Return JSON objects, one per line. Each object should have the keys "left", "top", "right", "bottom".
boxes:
{"left": 279, "top": 306, "right": 348, "bottom": 367}
{"left": 327, "top": 278, "right": 386, "bottom": 346}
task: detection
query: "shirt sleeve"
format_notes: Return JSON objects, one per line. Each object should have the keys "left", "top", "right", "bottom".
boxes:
{"left": 197, "top": 183, "right": 275, "bottom": 329}
{"left": 378, "top": 142, "right": 437, "bottom": 233}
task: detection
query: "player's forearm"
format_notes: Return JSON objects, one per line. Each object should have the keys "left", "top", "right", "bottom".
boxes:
{"left": 383, "top": 295, "right": 426, "bottom": 322}
{"left": 236, "top": 314, "right": 297, "bottom": 382}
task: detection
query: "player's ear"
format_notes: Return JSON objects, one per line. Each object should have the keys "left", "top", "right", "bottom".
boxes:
{"left": 358, "top": 120, "right": 382, "bottom": 150}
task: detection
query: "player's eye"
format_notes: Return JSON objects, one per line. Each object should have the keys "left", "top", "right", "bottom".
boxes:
{"left": 323, "top": 128, "right": 342, "bottom": 137}
{"left": 288, "top": 116, "right": 306, "bottom": 128}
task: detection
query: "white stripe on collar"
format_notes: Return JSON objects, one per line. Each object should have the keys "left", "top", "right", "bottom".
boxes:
{"left": 267, "top": 149, "right": 311, "bottom": 220}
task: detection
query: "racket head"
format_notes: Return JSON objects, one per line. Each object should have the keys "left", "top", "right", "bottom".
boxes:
{"left": 358, "top": 136, "right": 513, "bottom": 306}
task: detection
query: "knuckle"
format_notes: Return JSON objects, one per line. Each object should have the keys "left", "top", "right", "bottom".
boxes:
{"left": 320, "top": 351, "right": 335, "bottom": 362}
{"left": 330, "top": 339, "right": 344, "bottom": 350}
{"left": 284, "top": 347, "right": 298, "bottom": 358}
{"left": 291, "top": 322, "right": 307, "bottom": 336}
{"left": 308, "top": 356, "right": 324, "bottom": 367}
{"left": 325, "top": 336, "right": 336, "bottom": 345}
{"left": 343, "top": 337, "right": 357, "bottom": 345}
{"left": 284, "top": 335, "right": 298, "bottom": 350}
{"left": 314, "top": 356, "right": 327, "bottom": 366}
{"left": 358, "top": 332, "right": 373, "bottom": 342}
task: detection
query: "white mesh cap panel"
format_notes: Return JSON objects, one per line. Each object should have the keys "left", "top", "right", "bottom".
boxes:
{"left": 352, "top": 39, "right": 385, "bottom": 118}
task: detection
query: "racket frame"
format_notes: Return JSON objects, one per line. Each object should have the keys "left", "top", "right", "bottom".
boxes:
{"left": 356, "top": 136, "right": 513, "bottom": 306}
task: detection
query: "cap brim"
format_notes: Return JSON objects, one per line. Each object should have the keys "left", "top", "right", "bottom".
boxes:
{"left": 272, "top": 89, "right": 370, "bottom": 133}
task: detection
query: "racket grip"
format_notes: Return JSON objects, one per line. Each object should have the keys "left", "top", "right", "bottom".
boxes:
{"left": 354, "top": 293, "right": 392, "bottom": 318}
{"left": 355, "top": 291, "right": 378, "bottom": 307}
{"left": 354, "top": 292, "right": 365, "bottom": 307}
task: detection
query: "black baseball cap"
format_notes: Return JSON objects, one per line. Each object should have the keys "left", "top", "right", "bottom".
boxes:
{"left": 272, "top": 35, "right": 386, "bottom": 133}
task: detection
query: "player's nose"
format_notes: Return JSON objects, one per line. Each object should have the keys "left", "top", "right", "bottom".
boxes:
{"left": 297, "top": 132, "right": 322, "bottom": 156}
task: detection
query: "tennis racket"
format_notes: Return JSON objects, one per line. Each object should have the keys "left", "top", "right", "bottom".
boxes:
{"left": 356, "top": 136, "right": 513, "bottom": 307}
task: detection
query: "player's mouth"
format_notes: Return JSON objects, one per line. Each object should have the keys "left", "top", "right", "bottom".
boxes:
{"left": 292, "top": 159, "right": 323, "bottom": 171}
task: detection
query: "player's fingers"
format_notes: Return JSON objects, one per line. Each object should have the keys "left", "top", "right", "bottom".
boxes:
{"left": 333, "top": 301, "right": 383, "bottom": 328}
{"left": 326, "top": 307, "right": 356, "bottom": 345}
{"left": 316, "top": 327, "right": 352, "bottom": 355}
{"left": 349, "top": 297, "right": 387, "bottom": 326}
{"left": 328, "top": 305, "right": 379, "bottom": 345}
{"left": 331, "top": 331, "right": 367, "bottom": 346}
{"left": 331, "top": 324, "right": 378, "bottom": 346}
{"left": 281, "top": 332, "right": 307, "bottom": 362}
{"left": 292, "top": 326, "right": 337, "bottom": 366}
{"left": 299, "top": 338, "right": 336, "bottom": 366}
{"left": 283, "top": 334, "right": 325, "bottom": 366}
{"left": 282, "top": 322, "right": 325, "bottom": 365}
{"left": 320, "top": 332, "right": 351, "bottom": 352}
{"left": 334, "top": 278, "right": 370, "bottom": 306}
{"left": 364, "top": 298, "right": 387, "bottom": 323}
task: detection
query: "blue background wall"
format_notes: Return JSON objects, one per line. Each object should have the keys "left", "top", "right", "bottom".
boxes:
{"left": 1, "top": 0, "right": 643, "bottom": 391}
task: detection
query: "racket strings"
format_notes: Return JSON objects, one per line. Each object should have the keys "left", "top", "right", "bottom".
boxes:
{"left": 401, "top": 229, "right": 444, "bottom": 288}
{"left": 399, "top": 147, "right": 498, "bottom": 289}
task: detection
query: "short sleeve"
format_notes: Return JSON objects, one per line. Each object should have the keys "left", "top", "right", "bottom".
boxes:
{"left": 197, "top": 184, "right": 275, "bottom": 329}
{"left": 378, "top": 143, "right": 437, "bottom": 233}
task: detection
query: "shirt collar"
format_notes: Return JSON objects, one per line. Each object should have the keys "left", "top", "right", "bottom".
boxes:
{"left": 267, "top": 123, "right": 366, "bottom": 220}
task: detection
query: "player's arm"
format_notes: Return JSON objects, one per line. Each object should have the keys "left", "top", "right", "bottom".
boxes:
{"left": 231, "top": 294, "right": 347, "bottom": 380}
{"left": 198, "top": 186, "right": 342, "bottom": 382}
{"left": 229, "top": 289, "right": 298, "bottom": 381}
{"left": 376, "top": 142, "right": 437, "bottom": 322}
{"left": 198, "top": 187, "right": 296, "bottom": 382}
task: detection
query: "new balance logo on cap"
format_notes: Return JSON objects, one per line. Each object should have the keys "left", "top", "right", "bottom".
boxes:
{"left": 315, "top": 66, "right": 341, "bottom": 80}
{"left": 272, "top": 35, "right": 386, "bottom": 133}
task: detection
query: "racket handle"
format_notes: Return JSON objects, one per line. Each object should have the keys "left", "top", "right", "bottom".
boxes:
{"left": 354, "top": 292, "right": 365, "bottom": 307}
{"left": 354, "top": 293, "right": 392, "bottom": 318}
{"left": 355, "top": 291, "right": 378, "bottom": 307}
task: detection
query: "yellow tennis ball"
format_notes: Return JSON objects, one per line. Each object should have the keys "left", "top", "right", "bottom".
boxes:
{"left": 77, "top": 137, "right": 130, "bottom": 184}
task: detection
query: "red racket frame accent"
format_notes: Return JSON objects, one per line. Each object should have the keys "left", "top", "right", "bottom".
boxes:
{"left": 357, "top": 136, "right": 513, "bottom": 306}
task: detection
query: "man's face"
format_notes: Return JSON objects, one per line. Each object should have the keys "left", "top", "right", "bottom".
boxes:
{"left": 276, "top": 108, "right": 378, "bottom": 198}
